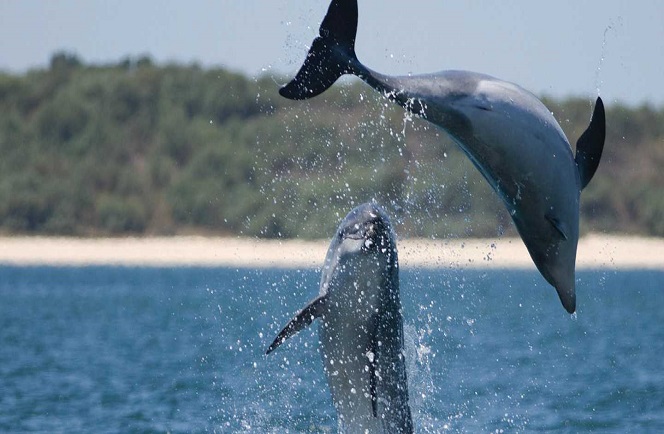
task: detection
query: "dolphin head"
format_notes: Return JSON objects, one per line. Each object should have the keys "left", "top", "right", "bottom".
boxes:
{"left": 527, "top": 235, "right": 578, "bottom": 314}
{"left": 513, "top": 205, "right": 580, "bottom": 314}
{"left": 336, "top": 202, "right": 396, "bottom": 259}
{"left": 341, "top": 206, "right": 390, "bottom": 244}
{"left": 320, "top": 202, "right": 398, "bottom": 288}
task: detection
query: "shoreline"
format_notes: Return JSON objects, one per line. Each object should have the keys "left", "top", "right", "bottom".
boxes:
{"left": 0, "top": 234, "right": 662, "bottom": 269}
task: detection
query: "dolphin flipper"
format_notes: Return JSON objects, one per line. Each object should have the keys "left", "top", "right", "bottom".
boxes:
{"left": 279, "top": 0, "right": 358, "bottom": 100}
{"left": 545, "top": 214, "right": 570, "bottom": 241}
{"left": 266, "top": 294, "right": 327, "bottom": 354}
{"left": 368, "top": 315, "right": 379, "bottom": 418}
{"left": 575, "top": 97, "right": 606, "bottom": 190}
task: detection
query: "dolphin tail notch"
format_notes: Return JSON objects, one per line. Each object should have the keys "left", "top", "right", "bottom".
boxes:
{"left": 575, "top": 97, "right": 606, "bottom": 190}
{"left": 265, "top": 294, "right": 327, "bottom": 354}
{"left": 279, "top": 0, "right": 359, "bottom": 100}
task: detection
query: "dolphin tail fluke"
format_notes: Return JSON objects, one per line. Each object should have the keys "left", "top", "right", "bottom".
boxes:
{"left": 575, "top": 96, "right": 606, "bottom": 190}
{"left": 265, "top": 294, "right": 327, "bottom": 354}
{"left": 279, "top": 0, "right": 359, "bottom": 100}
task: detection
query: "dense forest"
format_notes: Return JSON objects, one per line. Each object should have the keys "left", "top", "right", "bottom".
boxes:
{"left": 0, "top": 53, "right": 662, "bottom": 238}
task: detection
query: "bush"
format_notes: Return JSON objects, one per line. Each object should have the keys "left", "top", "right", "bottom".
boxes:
{"left": 0, "top": 59, "right": 661, "bottom": 238}
{"left": 96, "top": 196, "right": 148, "bottom": 234}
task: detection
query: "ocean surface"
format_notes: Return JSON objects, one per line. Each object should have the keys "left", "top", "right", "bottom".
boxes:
{"left": 0, "top": 265, "right": 662, "bottom": 433}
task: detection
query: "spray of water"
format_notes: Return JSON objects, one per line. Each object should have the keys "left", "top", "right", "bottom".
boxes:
{"left": 595, "top": 16, "right": 623, "bottom": 107}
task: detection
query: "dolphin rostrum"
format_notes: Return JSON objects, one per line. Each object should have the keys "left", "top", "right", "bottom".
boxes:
{"left": 266, "top": 202, "right": 413, "bottom": 433}
{"left": 278, "top": 0, "right": 605, "bottom": 313}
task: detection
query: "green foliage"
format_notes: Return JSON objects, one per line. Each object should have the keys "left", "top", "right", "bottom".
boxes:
{"left": 96, "top": 195, "right": 147, "bottom": 234}
{"left": 0, "top": 53, "right": 662, "bottom": 237}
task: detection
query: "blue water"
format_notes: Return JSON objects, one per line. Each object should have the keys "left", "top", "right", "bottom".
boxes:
{"left": 0, "top": 266, "right": 662, "bottom": 433}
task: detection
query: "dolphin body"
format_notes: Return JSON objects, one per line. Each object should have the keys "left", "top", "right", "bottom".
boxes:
{"left": 278, "top": 0, "right": 605, "bottom": 313}
{"left": 266, "top": 202, "right": 412, "bottom": 434}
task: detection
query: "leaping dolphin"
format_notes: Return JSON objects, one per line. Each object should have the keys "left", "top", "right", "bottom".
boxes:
{"left": 279, "top": 0, "right": 605, "bottom": 313}
{"left": 266, "top": 202, "right": 413, "bottom": 434}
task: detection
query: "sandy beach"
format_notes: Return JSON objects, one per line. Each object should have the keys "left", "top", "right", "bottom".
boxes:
{"left": 0, "top": 234, "right": 662, "bottom": 269}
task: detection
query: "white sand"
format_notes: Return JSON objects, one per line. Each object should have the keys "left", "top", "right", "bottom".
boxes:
{"left": 0, "top": 234, "right": 662, "bottom": 269}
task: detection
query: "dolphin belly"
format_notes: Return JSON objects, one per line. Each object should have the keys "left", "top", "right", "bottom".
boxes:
{"left": 320, "top": 253, "right": 409, "bottom": 433}
{"left": 266, "top": 202, "right": 413, "bottom": 433}
{"left": 428, "top": 79, "right": 583, "bottom": 312}
{"left": 320, "top": 307, "right": 381, "bottom": 433}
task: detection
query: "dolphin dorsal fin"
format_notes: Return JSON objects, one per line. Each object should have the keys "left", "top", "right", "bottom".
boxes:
{"left": 265, "top": 294, "right": 327, "bottom": 354}
{"left": 575, "top": 97, "right": 606, "bottom": 190}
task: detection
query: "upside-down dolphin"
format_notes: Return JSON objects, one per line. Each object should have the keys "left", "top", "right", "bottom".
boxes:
{"left": 279, "top": 0, "right": 605, "bottom": 313}
{"left": 266, "top": 202, "right": 412, "bottom": 433}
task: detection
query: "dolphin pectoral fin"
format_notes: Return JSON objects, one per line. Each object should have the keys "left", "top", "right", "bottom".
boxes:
{"left": 545, "top": 214, "right": 569, "bottom": 241}
{"left": 265, "top": 294, "right": 327, "bottom": 354}
{"left": 369, "top": 364, "right": 378, "bottom": 417}
{"left": 368, "top": 349, "right": 378, "bottom": 418}
{"left": 279, "top": 0, "right": 359, "bottom": 100}
{"left": 368, "top": 315, "right": 379, "bottom": 418}
{"left": 575, "top": 96, "right": 606, "bottom": 190}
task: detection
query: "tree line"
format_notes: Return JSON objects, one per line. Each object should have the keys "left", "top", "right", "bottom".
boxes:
{"left": 0, "top": 53, "right": 662, "bottom": 238}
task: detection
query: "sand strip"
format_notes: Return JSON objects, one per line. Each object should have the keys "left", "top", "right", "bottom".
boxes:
{"left": 0, "top": 234, "right": 662, "bottom": 269}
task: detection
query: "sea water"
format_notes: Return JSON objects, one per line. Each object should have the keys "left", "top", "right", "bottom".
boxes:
{"left": 0, "top": 266, "right": 662, "bottom": 433}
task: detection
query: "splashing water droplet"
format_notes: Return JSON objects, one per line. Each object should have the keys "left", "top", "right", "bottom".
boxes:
{"left": 595, "top": 17, "right": 622, "bottom": 101}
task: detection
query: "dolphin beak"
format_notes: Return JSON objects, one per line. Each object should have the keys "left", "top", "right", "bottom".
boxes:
{"left": 337, "top": 231, "right": 366, "bottom": 256}
{"left": 536, "top": 250, "right": 577, "bottom": 314}
{"left": 343, "top": 223, "right": 379, "bottom": 252}
{"left": 554, "top": 282, "right": 576, "bottom": 314}
{"left": 520, "top": 232, "right": 578, "bottom": 314}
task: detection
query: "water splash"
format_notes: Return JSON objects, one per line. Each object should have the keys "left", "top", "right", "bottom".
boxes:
{"left": 404, "top": 319, "right": 443, "bottom": 432}
{"left": 595, "top": 17, "right": 623, "bottom": 104}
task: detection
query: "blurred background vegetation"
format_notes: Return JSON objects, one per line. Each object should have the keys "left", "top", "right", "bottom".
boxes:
{"left": 0, "top": 52, "right": 662, "bottom": 238}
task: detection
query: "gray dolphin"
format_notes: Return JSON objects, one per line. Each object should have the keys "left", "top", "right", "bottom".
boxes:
{"left": 266, "top": 202, "right": 412, "bottom": 433}
{"left": 278, "top": 0, "right": 605, "bottom": 313}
